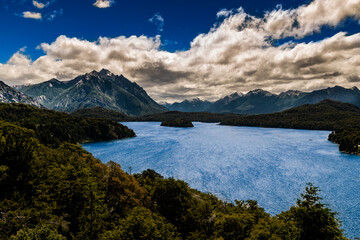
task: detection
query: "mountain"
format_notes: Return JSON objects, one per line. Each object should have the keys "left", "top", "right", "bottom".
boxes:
{"left": 218, "top": 86, "right": 360, "bottom": 114}
{"left": 163, "top": 98, "right": 213, "bottom": 112}
{"left": 207, "top": 92, "right": 242, "bottom": 113}
{"left": 165, "top": 86, "right": 360, "bottom": 115}
{"left": 0, "top": 81, "right": 42, "bottom": 108}
{"left": 17, "top": 69, "right": 167, "bottom": 116}
{"left": 217, "top": 89, "right": 280, "bottom": 114}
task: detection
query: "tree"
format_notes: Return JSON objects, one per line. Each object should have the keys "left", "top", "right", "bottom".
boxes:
{"left": 101, "top": 207, "right": 180, "bottom": 240}
{"left": 11, "top": 224, "right": 66, "bottom": 240}
{"left": 279, "top": 183, "right": 347, "bottom": 240}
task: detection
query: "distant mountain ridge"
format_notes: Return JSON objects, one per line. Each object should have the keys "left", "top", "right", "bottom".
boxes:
{"left": 163, "top": 86, "right": 360, "bottom": 114}
{"left": 0, "top": 81, "right": 42, "bottom": 108}
{"left": 17, "top": 69, "right": 167, "bottom": 116}
{"left": 163, "top": 98, "right": 213, "bottom": 112}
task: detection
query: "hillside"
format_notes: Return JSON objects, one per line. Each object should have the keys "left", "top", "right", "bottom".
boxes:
{"left": 136, "top": 111, "right": 240, "bottom": 123}
{"left": 17, "top": 69, "right": 167, "bottom": 116}
{"left": 0, "top": 81, "right": 42, "bottom": 108}
{"left": 0, "top": 103, "right": 135, "bottom": 145}
{"left": 220, "top": 99, "right": 360, "bottom": 130}
{"left": 71, "top": 106, "right": 135, "bottom": 122}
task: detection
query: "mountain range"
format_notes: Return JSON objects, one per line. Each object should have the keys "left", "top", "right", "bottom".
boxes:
{"left": 15, "top": 69, "right": 167, "bottom": 116}
{"left": 1, "top": 69, "right": 360, "bottom": 116}
{"left": 163, "top": 98, "right": 213, "bottom": 112}
{"left": 0, "top": 80, "right": 42, "bottom": 108}
{"left": 164, "top": 86, "right": 360, "bottom": 114}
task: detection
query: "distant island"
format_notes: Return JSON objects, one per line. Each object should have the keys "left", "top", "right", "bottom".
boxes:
{"left": 161, "top": 118, "right": 194, "bottom": 128}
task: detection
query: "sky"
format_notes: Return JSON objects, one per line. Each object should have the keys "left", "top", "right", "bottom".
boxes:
{"left": 0, "top": 0, "right": 360, "bottom": 102}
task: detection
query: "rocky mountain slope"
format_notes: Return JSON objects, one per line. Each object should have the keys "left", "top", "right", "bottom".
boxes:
{"left": 164, "top": 86, "right": 360, "bottom": 114}
{"left": 163, "top": 98, "right": 213, "bottom": 112}
{"left": 18, "top": 69, "right": 167, "bottom": 116}
{"left": 0, "top": 81, "right": 42, "bottom": 108}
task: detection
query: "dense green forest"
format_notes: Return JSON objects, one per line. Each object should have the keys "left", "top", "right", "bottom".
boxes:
{"left": 0, "top": 102, "right": 350, "bottom": 239}
{"left": 161, "top": 119, "right": 194, "bottom": 128}
{"left": 0, "top": 103, "right": 135, "bottom": 146}
{"left": 220, "top": 100, "right": 360, "bottom": 130}
{"left": 71, "top": 107, "right": 135, "bottom": 122}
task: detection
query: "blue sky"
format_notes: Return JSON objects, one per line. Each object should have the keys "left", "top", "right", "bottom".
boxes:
{"left": 2, "top": 0, "right": 358, "bottom": 62}
{"left": 1, "top": 0, "right": 360, "bottom": 101}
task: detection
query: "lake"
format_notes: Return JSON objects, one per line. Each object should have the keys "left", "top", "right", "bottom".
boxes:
{"left": 83, "top": 122, "right": 360, "bottom": 238}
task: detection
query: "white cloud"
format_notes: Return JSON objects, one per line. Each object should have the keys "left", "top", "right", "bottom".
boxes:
{"left": 216, "top": 8, "right": 236, "bottom": 18}
{"left": 33, "top": 0, "right": 47, "bottom": 9}
{"left": 22, "top": 11, "right": 42, "bottom": 19}
{"left": 263, "top": 0, "right": 360, "bottom": 38}
{"left": 149, "top": 13, "right": 165, "bottom": 32}
{"left": 93, "top": 0, "right": 114, "bottom": 8}
{"left": 2, "top": 0, "right": 360, "bottom": 102}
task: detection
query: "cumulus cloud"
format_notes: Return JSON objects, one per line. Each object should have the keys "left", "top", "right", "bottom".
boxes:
{"left": 22, "top": 11, "right": 42, "bottom": 19}
{"left": 149, "top": 12, "right": 165, "bottom": 32}
{"left": 32, "top": 0, "right": 47, "bottom": 9}
{"left": 262, "top": 0, "right": 360, "bottom": 38}
{"left": 93, "top": 0, "right": 114, "bottom": 8}
{"left": 2, "top": 0, "right": 360, "bottom": 102}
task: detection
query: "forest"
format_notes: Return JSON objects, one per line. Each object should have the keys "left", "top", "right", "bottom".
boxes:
{"left": 0, "top": 103, "right": 350, "bottom": 239}
{"left": 0, "top": 103, "right": 135, "bottom": 146}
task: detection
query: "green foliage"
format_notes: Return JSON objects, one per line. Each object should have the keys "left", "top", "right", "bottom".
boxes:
{"left": 137, "top": 111, "right": 240, "bottom": 123}
{"left": 71, "top": 107, "right": 135, "bottom": 122}
{"left": 0, "top": 120, "right": 137, "bottom": 239}
{"left": 214, "top": 213, "right": 255, "bottom": 240}
{"left": 0, "top": 103, "right": 135, "bottom": 146}
{"left": 101, "top": 207, "right": 180, "bottom": 240}
{"left": 248, "top": 218, "right": 300, "bottom": 240}
{"left": 328, "top": 128, "right": 360, "bottom": 154}
{"left": 150, "top": 178, "right": 193, "bottom": 236}
{"left": 11, "top": 224, "right": 66, "bottom": 240}
{"left": 279, "top": 183, "right": 347, "bottom": 240}
{"left": 104, "top": 161, "right": 147, "bottom": 221}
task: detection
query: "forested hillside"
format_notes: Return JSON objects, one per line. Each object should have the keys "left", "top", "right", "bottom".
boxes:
{"left": 0, "top": 103, "right": 135, "bottom": 145}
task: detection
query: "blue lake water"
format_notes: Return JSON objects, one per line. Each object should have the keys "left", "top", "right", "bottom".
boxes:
{"left": 83, "top": 122, "right": 360, "bottom": 238}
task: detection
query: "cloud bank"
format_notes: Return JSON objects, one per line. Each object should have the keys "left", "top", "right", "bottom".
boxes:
{"left": 2, "top": 0, "right": 360, "bottom": 102}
